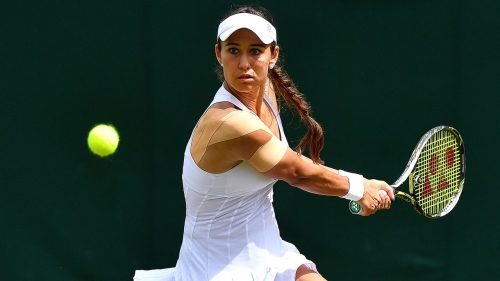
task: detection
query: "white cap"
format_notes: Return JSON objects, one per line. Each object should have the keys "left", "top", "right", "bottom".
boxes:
{"left": 217, "top": 13, "right": 277, "bottom": 44}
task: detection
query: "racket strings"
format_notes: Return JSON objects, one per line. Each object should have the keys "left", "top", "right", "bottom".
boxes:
{"left": 417, "top": 145, "right": 460, "bottom": 213}
{"left": 413, "top": 130, "right": 462, "bottom": 215}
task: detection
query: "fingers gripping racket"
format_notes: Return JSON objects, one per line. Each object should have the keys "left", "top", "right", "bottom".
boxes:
{"left": 349, "top": 126, "right": 466, "bottom": 218}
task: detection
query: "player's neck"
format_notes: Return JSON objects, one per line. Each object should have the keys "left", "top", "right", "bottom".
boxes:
{"left": 223, "top": 81, "right": 265, "bottom": 116}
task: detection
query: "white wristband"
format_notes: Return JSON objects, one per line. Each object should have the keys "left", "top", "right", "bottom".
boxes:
{"left": 339, "top": 170, "right": 364, "bottom": 201}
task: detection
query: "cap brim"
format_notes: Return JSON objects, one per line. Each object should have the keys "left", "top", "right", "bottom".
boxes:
{"left": 217, "top": 13, "right": 277, "bottom": 44}
{"left": 219, "top": 26, "right": 274, "bottom": 44}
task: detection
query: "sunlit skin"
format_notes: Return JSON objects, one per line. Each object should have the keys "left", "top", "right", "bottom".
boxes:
{"left": 214, "top": 29, "right": 394, "bottom": 216}
{"left": 209, "top": 27, "right": 392, "bottom": 281}
{"left": 215, "top": 28, "right": 279, "bottom": 117}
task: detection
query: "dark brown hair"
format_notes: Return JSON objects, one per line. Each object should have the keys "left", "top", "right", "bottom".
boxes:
{"left": 216, "top": 5, "right": 325, "bottom": 164}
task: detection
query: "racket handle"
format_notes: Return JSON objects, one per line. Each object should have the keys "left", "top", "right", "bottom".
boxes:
{"left": 349, "top": 190, "right": 388, "bottom": 215}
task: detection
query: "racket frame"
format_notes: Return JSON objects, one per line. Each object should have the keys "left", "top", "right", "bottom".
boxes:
{"left": 349, "top": 125, "right": 466, "bottom": 218}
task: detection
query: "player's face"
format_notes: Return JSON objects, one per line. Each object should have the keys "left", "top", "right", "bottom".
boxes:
{"left": 215, "top": 28, "right": 278, "bottom": 95}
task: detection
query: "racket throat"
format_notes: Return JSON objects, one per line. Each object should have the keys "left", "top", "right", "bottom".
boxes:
{"left": 395, "top": 191, "right": 414, "bottom": 204}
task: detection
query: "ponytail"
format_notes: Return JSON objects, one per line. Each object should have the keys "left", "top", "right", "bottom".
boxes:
{"left": 269, "top": 65, "right": 325, "bottom": 164}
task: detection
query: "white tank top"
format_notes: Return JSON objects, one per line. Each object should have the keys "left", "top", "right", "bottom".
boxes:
{"left": 173, "top": 86, "right": 315, "bottom": 281}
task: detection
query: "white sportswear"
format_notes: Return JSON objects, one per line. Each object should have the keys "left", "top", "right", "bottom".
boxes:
{"left": 134, "top": 86, "right": 318, "bottom": 281}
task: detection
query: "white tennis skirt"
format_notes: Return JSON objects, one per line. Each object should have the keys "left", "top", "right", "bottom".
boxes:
{"left": 134, "top": 250, "right": 319, "bottom": 281}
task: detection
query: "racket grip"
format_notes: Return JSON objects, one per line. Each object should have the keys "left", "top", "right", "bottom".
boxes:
{"left": 349, "top": 190, "right": 388, "bottom": 215}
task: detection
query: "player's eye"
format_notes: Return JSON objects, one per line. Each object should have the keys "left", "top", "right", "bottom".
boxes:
{"left": 251, "top": 49, "right": 262, "bottom": 55}
{"left": 228, "top": 48, "right": 239, "bottom": 54}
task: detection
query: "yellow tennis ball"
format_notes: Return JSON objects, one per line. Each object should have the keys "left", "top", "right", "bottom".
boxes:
{"left": 87, "top": 124, "right": 120, "bottom": 157}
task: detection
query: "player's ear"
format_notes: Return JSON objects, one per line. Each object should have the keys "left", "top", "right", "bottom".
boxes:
{"left": 215, "top": 44, "right": 222, "bottom": 65}
{"left": 270, "top": 45, "right": 279, "bottom": 68}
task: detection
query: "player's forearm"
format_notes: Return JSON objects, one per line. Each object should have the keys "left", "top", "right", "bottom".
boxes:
{"left": 264, "top": 153, "right": 350, "bottom": 196}
{"left": 300, "top": 154, "right": 345, "bottom": 193}
{"left": 300, "top": 155, "right": 340, "bottom": 175}
{"left": 289, "top": 165, "right": 350, "bottom": 196}
{"left": 262, "top": 148, "right": 364, "bottom": 198}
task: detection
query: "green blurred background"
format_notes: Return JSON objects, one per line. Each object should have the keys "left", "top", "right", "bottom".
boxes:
{"left": 1, "top": 0, "right": 498, "bottom": 280}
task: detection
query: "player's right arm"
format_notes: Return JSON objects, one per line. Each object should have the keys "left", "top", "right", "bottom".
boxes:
{"left": 206, "top": 110, "right": 392, "bottom": 215}
{"left": 263, "top": 150, "right": 393, "bottom": 215}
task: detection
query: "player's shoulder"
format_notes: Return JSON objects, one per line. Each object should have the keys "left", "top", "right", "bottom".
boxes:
{"left": 200, "top": 107, "right": 270, "bottom": 138}
{"left": 221, "top": 110, "right": 270, "bottom": 133}
{"left": 224, "top": 109, "right": 259, "bottom": 122}
{"left": 202, "top": 106, "right": 254, "bottom": 123}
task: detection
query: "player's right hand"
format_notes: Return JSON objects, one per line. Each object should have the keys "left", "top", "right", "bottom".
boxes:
{"left": 357, "top": 179, "right": 394, "bottom": 216}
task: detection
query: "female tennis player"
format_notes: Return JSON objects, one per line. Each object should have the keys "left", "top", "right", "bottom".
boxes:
{"left": 134, "top": 5, "right": 394, "bottom": 281}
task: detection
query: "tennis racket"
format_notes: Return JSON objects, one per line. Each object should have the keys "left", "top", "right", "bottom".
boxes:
{"left": 349, "top": 125, "right": 466, "bottom": 218}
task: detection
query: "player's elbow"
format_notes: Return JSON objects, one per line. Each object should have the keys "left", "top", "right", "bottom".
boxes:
{"left": 282, "top": 175, "right": 302, "bottom": 187}
{"left": 285, "top": 169, "right": 309, "bottom": 187}
{"left": 268, "top": 165, "right": 308, "bottom": 187}
{"left": 261, "top": 149, "right": 319, "bottom": 187}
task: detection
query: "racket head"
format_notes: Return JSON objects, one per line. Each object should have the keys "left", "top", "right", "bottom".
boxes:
{"left": 405, "top": 126, "right": 466, "bottom": 218}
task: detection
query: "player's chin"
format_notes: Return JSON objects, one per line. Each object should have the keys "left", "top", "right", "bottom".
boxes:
{"left": 231, "top": 81, "right": 259, "bottom": 93}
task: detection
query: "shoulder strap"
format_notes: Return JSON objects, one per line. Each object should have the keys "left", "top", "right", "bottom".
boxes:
{"left": 210, "top": 86, "right": 250, "bottom": 111}
{"left": 190, "top": 85, "right": 288, "bottom": 145}
{"left": 263, "top": 95, "right": 288, "bottom": 146}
